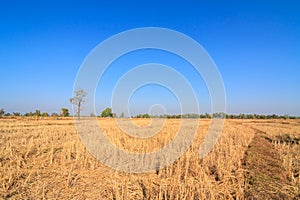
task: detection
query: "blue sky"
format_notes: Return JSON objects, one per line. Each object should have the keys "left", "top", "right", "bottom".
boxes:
{"left": 0, "top": 0, "right": 299, "bottom": 116}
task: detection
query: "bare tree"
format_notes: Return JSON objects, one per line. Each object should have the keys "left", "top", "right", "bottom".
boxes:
{"left": 70, "top": 89, "right": 86, "bottom": 120}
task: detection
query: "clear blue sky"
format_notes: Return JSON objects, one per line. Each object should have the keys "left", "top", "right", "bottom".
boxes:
{"left": 0, "top": 0, "right": 299, "bottom": 116}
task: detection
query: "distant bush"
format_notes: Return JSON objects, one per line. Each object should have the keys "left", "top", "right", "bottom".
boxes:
{"left": 60, "top": 108, "right": 69, "bottom": 117}
{"left": 101, "top": 108, "right": 113, "bottom": 118}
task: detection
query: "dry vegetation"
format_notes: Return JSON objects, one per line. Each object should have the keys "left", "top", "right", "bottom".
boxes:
{"left": 0, "top": 118, "right": 299, "bottom": 199}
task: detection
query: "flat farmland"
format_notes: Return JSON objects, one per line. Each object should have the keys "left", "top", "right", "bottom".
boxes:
{"left": 0, "top": 118, "right": 299, "bottom": 199}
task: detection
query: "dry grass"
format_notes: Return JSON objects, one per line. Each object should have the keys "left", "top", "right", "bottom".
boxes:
{"left": 0, "top": 118, "right": 299, "bottom": 199}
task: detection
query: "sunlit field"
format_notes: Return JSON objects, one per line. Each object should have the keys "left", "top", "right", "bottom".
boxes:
{"left": 0, "top": 118, "right": 299, "bottom": 199}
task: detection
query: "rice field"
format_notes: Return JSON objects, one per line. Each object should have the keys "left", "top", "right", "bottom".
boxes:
{"left": 0, "top": 118, "right": 299, "bottom": 199}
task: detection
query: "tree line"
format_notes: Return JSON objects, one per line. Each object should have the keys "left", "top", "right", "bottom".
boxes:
{"left": 0, "top": 89, "right": 298, "bottom": 120}
{"left": 0, "top": 107, "right": 298, "bottom": 119}
{"left": 132, "top": 112, "right": 299, "bottom": 119}
{"left": 0, "top": 108, "right": 70, "bottom": 118}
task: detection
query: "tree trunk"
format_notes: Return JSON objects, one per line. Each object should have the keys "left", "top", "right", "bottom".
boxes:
{"left": 78, "top": 102, "right": 81, "bottom": 120}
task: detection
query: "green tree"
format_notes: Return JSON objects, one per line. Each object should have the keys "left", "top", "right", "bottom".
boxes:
{"left": 205, "top": 113, "right": 211, "bottom": 119}
{"left": 13, "top": 112, "right": 21, "bottom": 116}
{"left": 24, "top": 112, "right": 34, "bottom": 117}
{"left": 101, "top": 107, "right": 113, "bottom": 118}
{"left": 60, "top": 108, "right": 70, "bottom": 117}
{"left": 260, "top": 115, "right": 266, "bottom": 119}
{"left": 120, "top": 112, "right": 125, "bottom": 118}
{"left": 0, "top": 109, "right": 4, "bottom": 117}
{"left": 34, "top": 110, "right": 41, "bottom": 120}
{"left": 35, "top": 110, "right": 41, "bottom": 117}
{"left": 136, "top": 113, "right": 150, "bottom": 118}
{"left": 271, "top": 114, "right": 278, "bottom": 119}
{"left": 283, "top": 115, "right": 289, "bottom": 120}
{"left": 239, "top": 113, "right": 245, "bottom": 119}
{"left": 42, "top": 112, "right": 49, "bottom": 117}
{"left": 51, "top": 112, "right": 59, "bottom": 117}
{"left": 247, "top": 114, "right": 254, "bottom": 119}
{"left": 70, "top": 89, "right": 86, "bottom": 120}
